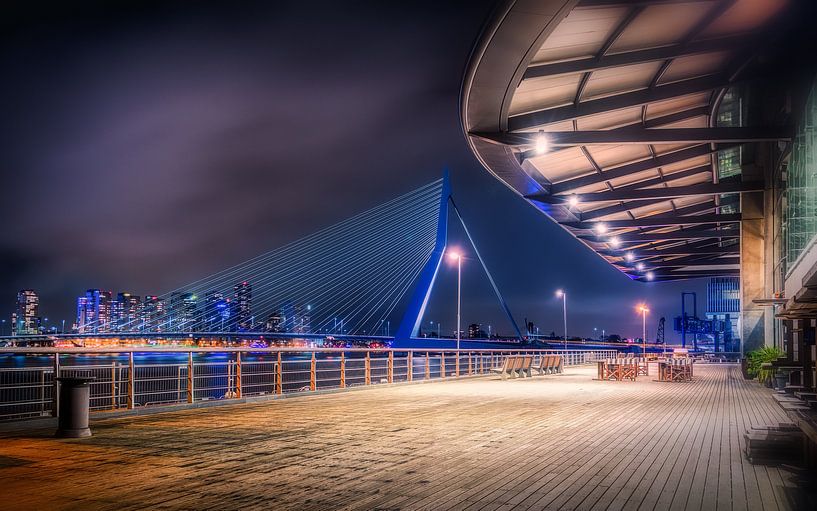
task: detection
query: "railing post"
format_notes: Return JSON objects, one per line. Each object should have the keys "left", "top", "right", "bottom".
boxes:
{"left": 468, "top": 352, "right": 473, "bottom": 376}
{"left": 187, "top": 352, "right": 194, "bottom": 403}
{"left": 365, "top": 352, "right": 371, "bottom": 385}
{"left": 455, "top": 350, "right": 459, "bottom": 377}
{"left": 388, "top": 351, "right": 394, "bottom": 383}
{"left": 128, "top": 352, "right": 135, "bottom": 409}
{"left": 340, "top": 352, "right": 346, "bottom": 388}
{"left": 425, "top": 352, "right": 430, "bottom": 380}
{"left": 236, "top": 352, "right": 243, "bottom": 398}
{"left": 441, "top": 352, "right": 446, "bottom": 379}
{"left": 40, "top": 369, "right": 46, "bottom": 415}
{"left": 111, "top": 363, "right": 117, "bottom": 410}
{"left": 276, "top": 352, "right": 283, "bottom": 395}
{"left": 53, "top": 353, "right": 60, "bottom": 418}
{"left": 310, "top": 352, "right": 316, "bottom": 391}
{"left": 407, "top": 351, "right": 413, "bottom": 382}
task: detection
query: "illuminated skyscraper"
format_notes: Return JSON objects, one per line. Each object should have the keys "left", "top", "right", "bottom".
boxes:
{"left": 140, "top": 295, "right": 166, "bottom": 332}
{"left": 170, "top": 292, "right": 198, "bottom": 331}
{"left": 13, "top": 290, "right": 40, "bottom": 336}
{"left": 233, "top": 281, "right": 252, "bottom": 331}
{"left": 75, "top": 289, "right": 112, "bottom": 333}
{"left": 115, "top": 292, "right": 141, "bottom": 332}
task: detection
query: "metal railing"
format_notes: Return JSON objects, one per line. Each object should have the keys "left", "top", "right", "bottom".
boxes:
{"left": 0, "top": 348, "right": 616, "bottom": 422}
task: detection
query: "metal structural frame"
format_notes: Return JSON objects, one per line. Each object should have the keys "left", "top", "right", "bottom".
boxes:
{"left": 460, "top": 0, "right": 800, "bottom": 282}
{"left": 393, "top": 171, "right": 524, "bottom": 343}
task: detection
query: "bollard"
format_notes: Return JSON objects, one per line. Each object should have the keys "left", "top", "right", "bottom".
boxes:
{"left": 55, "top": 377, "right": 95, "bottom": 438}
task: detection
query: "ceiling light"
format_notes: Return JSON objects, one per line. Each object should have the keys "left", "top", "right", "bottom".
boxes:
{"left": 594, "top": 222, "right": 608, "bottom": 235}
{"left": 535, "top": 130, "right": 549, "bottom": 155}
{"left": 609, "top": 236, "right": 621, "bottom": 248}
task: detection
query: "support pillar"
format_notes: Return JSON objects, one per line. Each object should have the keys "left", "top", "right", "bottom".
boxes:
{"left": 740, "top": 190, "right": 766, "bottom": 354}
{"left": 803, "top": 319, "right": 815, "bottom": 390}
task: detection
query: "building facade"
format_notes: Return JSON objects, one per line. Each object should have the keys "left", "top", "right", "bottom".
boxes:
{"left": 13, "top": 289, "right": 40, "bottom": 335}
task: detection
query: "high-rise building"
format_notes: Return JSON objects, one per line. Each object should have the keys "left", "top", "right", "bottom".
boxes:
{"left": 110, "top": 298, "right": 123, "bottom": 332}
{"left": 75, "top": 296, "right": 89, "bottom": 333}
{"left": 204, "top": 291, "right": 230, "bottom": 331}
{"left": 140, "top": 295, "right": 166, "bottom": 332}
{"left": 265, "top": 312, "right": 284, "bottom": 333}
{"left": 75, "top": 289, "right": 112, "bottom": 333}
{"left": 233, "top": 281, "right": 252, "bottom": 331}
{"left": 468, "top": 323, "right": 486, "bottom": 339}
{"left": 170, "top": 292, "right": 198, "bottom": 332}
{"left": 13, "top": 290, "right": 40, "bottom": 336}
{"left": 115, "top": 293, "right": 141, "bottom": 332}
{"left": 280, "top": 301, "right": 295, "bottom": 333}
{"left": 294, "top": 304, "right": 311, "bottom": 334}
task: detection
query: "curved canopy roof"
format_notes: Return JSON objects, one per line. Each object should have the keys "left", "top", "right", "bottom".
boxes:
{"left": 461, "top": 0, "right": 794, "bottom": 282}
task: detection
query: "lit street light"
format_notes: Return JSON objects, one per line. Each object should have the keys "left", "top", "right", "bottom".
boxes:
{"left": 638, "top": 305, "right": 649, "bottom": 357}
{"left": 448, "top": 250, "right": 462, "bottom": 351}
{"left": 555, "top": 289, "right": 568, "bottom": 350}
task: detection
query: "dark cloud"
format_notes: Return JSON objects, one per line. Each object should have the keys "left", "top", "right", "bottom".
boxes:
{"left": 1, "top": 0, "right": 706, "bottom": 339}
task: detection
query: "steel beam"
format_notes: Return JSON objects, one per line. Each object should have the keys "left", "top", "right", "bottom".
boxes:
{"left": 647, "top": 255, "right": 741, "bottom": 267}
{"left": 579, "top": 197, "right": 669, "bottom": 221}
{"left": 524, "top": 36, "right": 748, "bottom": 80}
{"left": 563, "top": 213, "right": 741, "bottom": 230}
{"left": 530, "top": 180, "right": 762, "bottom": 203}
{"left": 622, "top": 245, "right": 739, "bottom": 257}
{"left": 477, "top": 127, "right": 791, "bottom": 147}
{"left": 587, "top": 228, "right": 740, "bottom": 242}
{"left": 509, "top": 74, "right": 733, "bottom": 131}
{"left": 551, "top": 144, "right": 716, "bottom": 194}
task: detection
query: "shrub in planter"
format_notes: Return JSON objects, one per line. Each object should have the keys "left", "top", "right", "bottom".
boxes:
{"left": 744, "top": 347, "right": 785, "bottom": 382}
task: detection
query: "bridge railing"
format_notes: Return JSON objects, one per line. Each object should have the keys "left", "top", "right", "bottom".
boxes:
{"left": 0, "top": 348, "right": 617, "bottom": 422}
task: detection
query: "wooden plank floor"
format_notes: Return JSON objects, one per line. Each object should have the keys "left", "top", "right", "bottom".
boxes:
{"left": 0, "top": 364, "right": 813, "bottom": 510}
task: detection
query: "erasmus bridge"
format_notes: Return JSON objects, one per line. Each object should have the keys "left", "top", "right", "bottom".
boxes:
{"left": 12, "top": 172, "right": 526, "bottom": 347}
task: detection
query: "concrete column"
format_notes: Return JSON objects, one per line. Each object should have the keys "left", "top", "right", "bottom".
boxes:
{"left": 741, "top": 190, "right": 767, "bottom": 354}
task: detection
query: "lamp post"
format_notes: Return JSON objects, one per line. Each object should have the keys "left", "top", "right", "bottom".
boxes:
{"left": 639, "top": 305, "right": 649, "bottom": 357}
{"left": 556, "top": 289, "right": 567, "bottom": 350}
{"left": 448, "top": 250, "right": 462, "bottom": 351}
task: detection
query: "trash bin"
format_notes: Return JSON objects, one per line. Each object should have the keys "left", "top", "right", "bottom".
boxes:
{"left": 55, "top": 376, "right": 95, "bottom": 438}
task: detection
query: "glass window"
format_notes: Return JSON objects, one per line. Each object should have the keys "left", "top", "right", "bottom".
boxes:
{"left": 784, "top": 79, "right": 817, "bottom": 270}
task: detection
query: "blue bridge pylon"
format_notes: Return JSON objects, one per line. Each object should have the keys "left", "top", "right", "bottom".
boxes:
{"left": 393, "top": 171, "right": 524, "bottom": 345}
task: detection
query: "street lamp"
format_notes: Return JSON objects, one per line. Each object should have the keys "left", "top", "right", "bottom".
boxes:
{"left": 556, "top": 289, "right": 567, "bottom": 350}
{"left": 448, "top": 250, "right": 462, "bottom": 351}
{"left": 638, "top": 305, "right": 649, "bottom": 357}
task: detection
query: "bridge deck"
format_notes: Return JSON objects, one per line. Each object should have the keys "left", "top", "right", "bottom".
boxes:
{"left": 0, "top": 364, "right": 813, "bottom": 510}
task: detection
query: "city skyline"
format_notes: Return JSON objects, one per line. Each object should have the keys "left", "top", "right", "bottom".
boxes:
{"left": 1, "top": 0, "right": 708, "bottom": 342}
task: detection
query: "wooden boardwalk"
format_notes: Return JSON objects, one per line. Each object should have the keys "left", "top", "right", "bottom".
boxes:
{"left": 0, "top": 364, "right": 813, "bottom": 510}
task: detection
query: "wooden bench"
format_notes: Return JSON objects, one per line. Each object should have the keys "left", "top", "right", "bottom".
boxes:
{"left": 534, "top": 354, "right": 563, "bottom": 375}
{"left": 658, "top": 359, "right": 693, "bottom": 382}
{"left": 491, "top": 355, "right": 539, "bottom": 379}
{"left": 491, "top": 356, "right": 517, "bottom": 380}
{"left": 597, "top": 358, "right": 640, "bottom": 381}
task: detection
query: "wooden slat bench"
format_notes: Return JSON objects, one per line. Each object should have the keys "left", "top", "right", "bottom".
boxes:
{"left": 658, "top": 358, "right": 694, "bottom": 382}
{"left": 597, "top": 358, "right": 640, "bottom": 381}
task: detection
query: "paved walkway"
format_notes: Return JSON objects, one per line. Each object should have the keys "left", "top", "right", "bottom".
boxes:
{"left": 0, "top": 364, "right": 813, "bottom": 510}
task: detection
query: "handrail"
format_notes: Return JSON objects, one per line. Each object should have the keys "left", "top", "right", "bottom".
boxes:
{"left": 0, "top": 348, "right": 618, "bottom": 423}
{"left": 0, "top": 347, "right": 599, "bottom": 354}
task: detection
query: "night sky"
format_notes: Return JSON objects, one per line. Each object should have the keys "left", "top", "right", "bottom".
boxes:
{"left": 1, "top": 0, "right": 707, "bottom": 340}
